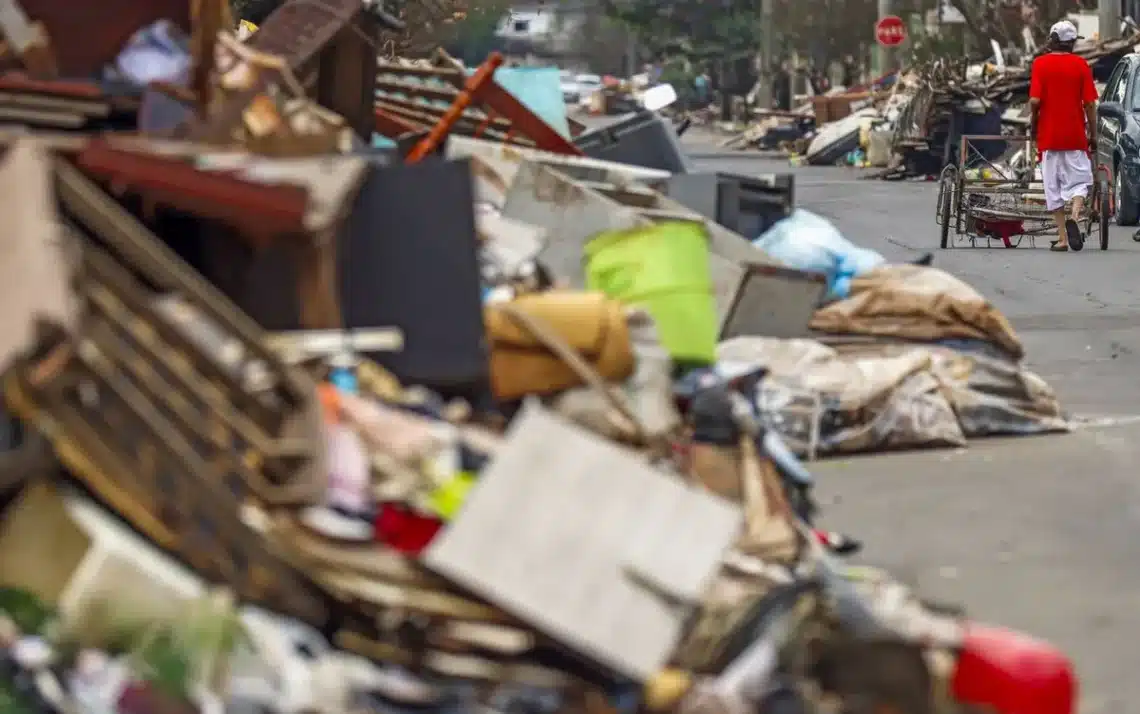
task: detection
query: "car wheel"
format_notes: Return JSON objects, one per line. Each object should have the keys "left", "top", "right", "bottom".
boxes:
{"left": 1115, "top": 164, "right": 1140, "bottom": 226}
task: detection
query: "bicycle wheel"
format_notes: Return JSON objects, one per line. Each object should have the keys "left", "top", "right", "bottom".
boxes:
{"left": 938, "top": 165, "right": 958, "bottom": 249}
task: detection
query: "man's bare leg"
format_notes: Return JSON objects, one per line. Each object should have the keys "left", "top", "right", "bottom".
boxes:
{"left": 1070, "top": 194, "right": 1085, "bottom": 223}
{"left": 1052, "top": 208, "right": 1068, "bottom": 247}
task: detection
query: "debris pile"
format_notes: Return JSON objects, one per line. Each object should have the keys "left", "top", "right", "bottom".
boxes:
{"left": 713, "top": 29, "right": 1139, "bottom": 175}
{"left": 884, "top": 31, "right": 1139, "bottom": 178}
{"left": 0, "top": 1, "right": 1080, "bottom": 714}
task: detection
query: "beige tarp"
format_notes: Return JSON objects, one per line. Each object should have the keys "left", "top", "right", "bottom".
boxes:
{"left": 809, "top": 265, "right": 1024, "bottom": 359}
{"left": 717, "top": 336, "right": 1066, "bottom": 457}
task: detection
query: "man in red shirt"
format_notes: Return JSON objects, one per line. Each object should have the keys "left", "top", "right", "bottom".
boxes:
{"left": 1029, "top": 20, "right": 1098, "bottom": 251}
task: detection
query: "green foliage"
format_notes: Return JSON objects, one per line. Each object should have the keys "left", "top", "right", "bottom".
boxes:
{"left": 441, "top": 2, "right": 510, "bottom": 64}
{"left": 133, "top": 631, "right": 195, "bottom": 701}
{"left": 0, "top": 680, "right": 38, "bottom": 714}
{"left": 603, "top": 0, "right": 763, "bottom": 58}
{"left": 52, "top": 593, "right": 249, "bottom": 703}
{"left": 0, "top": 588, "right": 54, "bottom": 637}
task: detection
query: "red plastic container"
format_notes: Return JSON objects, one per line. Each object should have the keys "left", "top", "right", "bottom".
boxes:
{"left": 951, "top": 624, "right": 1076, "bottom": 714}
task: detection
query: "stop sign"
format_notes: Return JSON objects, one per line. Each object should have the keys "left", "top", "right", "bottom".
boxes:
{"left": 875, "top": 15, "right": 907, "bottom": 46}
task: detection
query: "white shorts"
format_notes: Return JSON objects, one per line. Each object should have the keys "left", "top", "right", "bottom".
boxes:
{"left": 1042, "top": 150, "right": 1093, "bottom": 211}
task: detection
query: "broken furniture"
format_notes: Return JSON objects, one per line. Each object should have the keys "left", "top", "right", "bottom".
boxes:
{"left": 2, "top": 142, "right": 332, "bottom": 627}
{"left": 665, "top": 172, "right": 795, "bottom": 240}
{"left": 446, "top": 134, "right": 671, "bottom": 208}
{"left": 182, "top": 0, "right": 378, "bottom": 143}
{"left": 74, "top": 141, "right": 370, "bottom": 331}
{"left": 573, "top": 108, "right": 689, "bottom": 174}
{"left": 336, "top": 158, "right": 490, "bottom": 402}
{"left": 0, "top": 75, "right": 141, "bottom": 131}
{"left": 719, "top": 264, "right": 828, "bottom": 340}
{"left": 374, "top": 51, "right": 583, "bottom": 161}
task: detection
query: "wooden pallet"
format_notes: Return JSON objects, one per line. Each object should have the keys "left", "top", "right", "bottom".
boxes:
{"left": 3, "top": 154, "right": 333, "bottom": 626}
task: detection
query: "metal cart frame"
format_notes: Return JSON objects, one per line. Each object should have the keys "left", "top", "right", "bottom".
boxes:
{"left": 936, "top": 134, "right": 1113, "bottom": 250}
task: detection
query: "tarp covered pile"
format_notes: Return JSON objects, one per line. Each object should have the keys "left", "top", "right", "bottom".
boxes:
{"left": 0, "top": 1, "right": 1079, "bottom": 714}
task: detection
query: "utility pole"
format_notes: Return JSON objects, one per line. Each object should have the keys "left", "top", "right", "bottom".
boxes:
{"left": 755, "top": 0, "right": 774, "bottom": 108}
{"left": 877, "top": 0, "right": 896, "bottom": 74}
{"left": 1099, "top": 0, "right": 1121, "bottom": 41}
{"left": 625, "top": 29, "right": 637, "bottom": 76}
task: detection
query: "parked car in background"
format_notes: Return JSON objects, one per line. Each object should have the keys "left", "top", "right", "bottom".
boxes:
{"left": 1096, "top": 53, "right": 1140, "bottom": 225}
{"left": 574, "top": 73, "right": 603, "bottom": 105}
{"left": 559, "top": 70, "right": 580, "bottom": 104}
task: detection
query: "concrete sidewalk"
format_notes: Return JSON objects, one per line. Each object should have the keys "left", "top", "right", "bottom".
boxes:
{"left": 812, "top": 423, "right": 1140, "bottom": 714}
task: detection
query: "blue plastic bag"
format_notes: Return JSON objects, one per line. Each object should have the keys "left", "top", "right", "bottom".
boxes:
{"left": 752, "top": 209, "right": 885, "bottom": 301}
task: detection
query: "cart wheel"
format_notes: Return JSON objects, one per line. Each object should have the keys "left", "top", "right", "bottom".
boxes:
{"left": 1099, "top": 174, "right": 1111, "bottom": 250}
{"left": 938, "top": 165, "right": 957, "bottom": 249}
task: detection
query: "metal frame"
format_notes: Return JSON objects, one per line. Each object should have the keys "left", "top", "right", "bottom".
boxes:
{"left": 937, "top": 134, "right": 1113, "bottom": 250}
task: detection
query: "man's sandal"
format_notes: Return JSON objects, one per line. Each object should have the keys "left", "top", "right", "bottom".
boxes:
{"left": 1050, "top": 240, "right": 1069, "bottom": 252}
{"left": 1065, "top": 218, "right": 1085, "bottom": 252}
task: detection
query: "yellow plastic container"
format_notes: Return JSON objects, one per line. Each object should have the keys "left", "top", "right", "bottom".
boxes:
{"left": 585, "top": 221, "right": 718, "bottom": 364}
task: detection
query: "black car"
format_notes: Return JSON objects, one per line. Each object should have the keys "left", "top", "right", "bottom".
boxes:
{"left": 1097, "top": 53, "right": 1140, "bottom": 225}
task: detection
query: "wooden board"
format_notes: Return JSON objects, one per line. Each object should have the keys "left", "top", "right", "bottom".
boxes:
{"left": 422, "top": 403, "right": 742, "bottom": 681}
{"left": 0, "top": 141, "right": 76, "bottom": 372}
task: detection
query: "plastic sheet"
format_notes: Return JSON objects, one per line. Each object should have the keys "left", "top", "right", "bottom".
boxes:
{"left": 111, "top": 19, "right": 192, "bottom": 86}
{"left": 752, "top": 209, "right": 885, "bottom": 301}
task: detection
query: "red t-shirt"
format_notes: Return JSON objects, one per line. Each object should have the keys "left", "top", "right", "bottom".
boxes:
{"left": 1029, "top": 52, "right": 1098, "bottom": 151}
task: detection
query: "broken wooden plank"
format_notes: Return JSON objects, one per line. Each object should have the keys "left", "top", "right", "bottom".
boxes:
{"left": 423, "top": 403, "right": 742, "bottom": 681}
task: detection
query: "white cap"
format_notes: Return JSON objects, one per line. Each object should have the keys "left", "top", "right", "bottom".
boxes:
{"left": 1049, "top": 20, "right": 1081, "bottom": 42}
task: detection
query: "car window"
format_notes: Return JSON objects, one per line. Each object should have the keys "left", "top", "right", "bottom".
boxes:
{"left": 1104, "top": 62, "right": 1126, "bottom": 102}
{"left": 1111, "top": 68, "right": 1129, "bottom": 103}
{"left": 1129, "top": 69, "right": 1140, "bottom": 110}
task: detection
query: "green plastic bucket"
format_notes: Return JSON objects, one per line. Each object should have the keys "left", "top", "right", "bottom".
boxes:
{"left": 585, "top": 221, "right": 718, "bottom": 364}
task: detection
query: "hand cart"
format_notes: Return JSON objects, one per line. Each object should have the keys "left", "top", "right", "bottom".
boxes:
{"left": 936, "top": 134, "right": 1113, "bottom": 251}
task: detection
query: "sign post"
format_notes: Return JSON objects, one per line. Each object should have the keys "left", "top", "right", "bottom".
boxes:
{"left": 875, "top": 14, "right": 906, "bottom": 75}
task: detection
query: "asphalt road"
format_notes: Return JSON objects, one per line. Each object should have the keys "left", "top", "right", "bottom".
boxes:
{"left": 686, "top": 145, "right": 1140, "bottom": 714}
